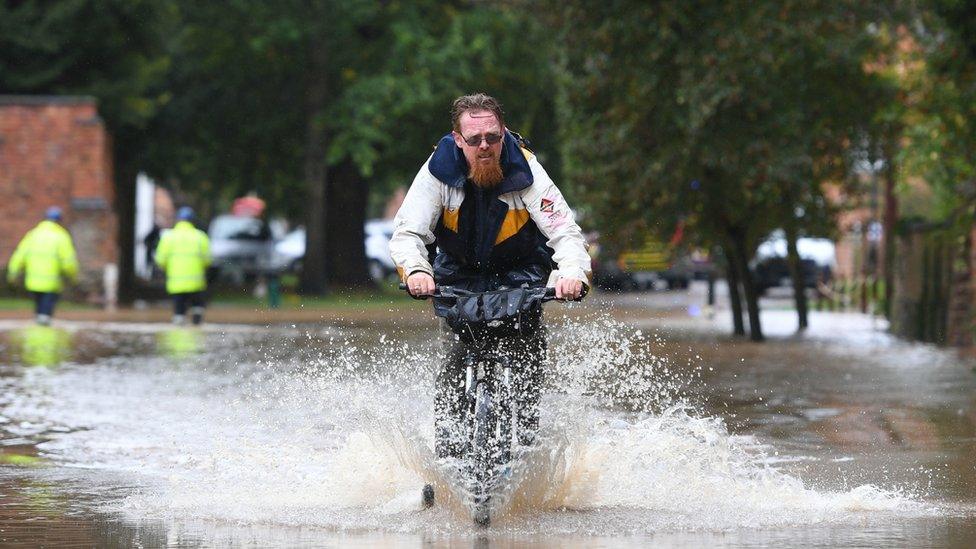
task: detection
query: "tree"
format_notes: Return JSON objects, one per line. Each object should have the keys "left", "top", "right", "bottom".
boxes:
{"left": 900, "top": 1, "right": 976, "bottom": 220}
{"left": 552, "top": 0, "right": 887, "bottom": 339}
{"left": 141, "top": 1, "right": 401, "bottom": 292}
{"left": 146, "top": 1, "right": 560, "bottom": 293}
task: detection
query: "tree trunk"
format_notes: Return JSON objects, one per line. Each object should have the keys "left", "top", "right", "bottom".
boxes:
{"left": 722, "top": 245, "right": 746, "bottom": 336}
{"left": 784, "top": 224, "right": 809, "bottom": 330}
{"left": 730, "top": 228, "right": 764, "bottom": 341}
{"left": 114, "top": 147, "right": 138, "bottom": 304}
{"left": 881, "top": 136, "right": 898, "bottom": 319}
{"left": 299, "top": 37, "right": 329, "bottom": 296}
{"left": 325, "top": 160, "right": 374, "bottom": 289}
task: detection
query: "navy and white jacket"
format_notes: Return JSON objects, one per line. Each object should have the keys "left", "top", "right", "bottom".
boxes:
{"left": 389, "top": 130, "right": 590, "bottom": 292}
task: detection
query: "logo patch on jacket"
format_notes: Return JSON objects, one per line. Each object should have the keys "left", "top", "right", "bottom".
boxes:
{"left": 540, "top": 198, "right": 555, "bottom": 213}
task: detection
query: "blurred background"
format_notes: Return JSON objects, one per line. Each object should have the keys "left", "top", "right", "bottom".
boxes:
{"left": 1, "top": 0, "right": 974, "bottom": 346}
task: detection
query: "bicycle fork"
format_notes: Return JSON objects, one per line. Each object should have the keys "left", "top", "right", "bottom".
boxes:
{"left": 464, "top": 353, "right": 517, "bottom": 474}
{"left": 463, "top": 351, "right": 519, "bottom": 526}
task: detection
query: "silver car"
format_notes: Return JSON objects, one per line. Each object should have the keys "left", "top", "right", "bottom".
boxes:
{"left": 208, "top": 214, "right": 274, "bottom": 282}
{"left": 271, "top": 219, "right": 397, "bottom": 282}
{"left": 364, "top": 219, "right": 398, "bottom": 282}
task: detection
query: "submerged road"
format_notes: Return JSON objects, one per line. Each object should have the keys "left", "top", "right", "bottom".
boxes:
{"left": 0, "top": 289, "right": 973, "bottom": 547}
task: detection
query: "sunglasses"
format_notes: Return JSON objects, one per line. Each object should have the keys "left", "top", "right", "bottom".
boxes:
{"left": 460, "top": 132, "right": 503, "bottom": 147}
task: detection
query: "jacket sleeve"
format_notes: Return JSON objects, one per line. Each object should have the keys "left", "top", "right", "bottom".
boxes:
{"left": 521, "top": 155, "right": 592, "bottom": 286}
{"left": 389, "top": 158, "right": 443, "bottom": 280}
{"left": 59, "top": 232, "right": 79, "bottom": 283}
{"left": 7, "top": 234, "right": 28, "bottom": 282}
{"left": 155, "top": 233, "right": 170, "bottom": 270}
{"left": 199, "top": 232, "right": 212, "bottom": 267}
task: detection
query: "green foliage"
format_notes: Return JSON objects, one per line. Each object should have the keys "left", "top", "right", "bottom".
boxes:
{"left": 141, "top": 1, "right": 309, "bottom": 217}
{"left": 0, "top": 0, "right": 172, "bottom": 131}
{"left": 898, "top": 0, "right": 976, "bottom": 221}
{"left": 326, "top": 2, "right": 561, "bottom": 210}
{"left": 552, "top": 1, "right": 887, "bottom": 254}
{"left": 140, "top": 1, "right": 559, "bottom": 222}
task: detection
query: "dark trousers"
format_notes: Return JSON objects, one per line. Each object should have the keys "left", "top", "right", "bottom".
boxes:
{"left": 434, "top": 325, "right": 547, "bottom": 460}
{"left": 32, "top": 292, "right": 60, "bottom": 317}
{"left": 172, "top": 291, "right": 206, "bottom": 324}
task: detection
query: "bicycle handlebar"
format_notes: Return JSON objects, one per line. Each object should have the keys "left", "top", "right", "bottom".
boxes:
{"left": 399, "top": 283, "right": 577, "bottom": 302}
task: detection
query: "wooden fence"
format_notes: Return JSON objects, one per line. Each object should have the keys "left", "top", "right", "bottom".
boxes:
{"left": 888, "top": 224, "right": 969, "bottom": 346}
{"left": 814, "top": 275, "right": 885, "bottom": 315}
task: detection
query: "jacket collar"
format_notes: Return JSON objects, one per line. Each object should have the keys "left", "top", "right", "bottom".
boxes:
{"left": 38, "top": 220, "right": 65, "bottom": 232}
{"left": 427, "top": 129, "right": 534, "bottom": 194}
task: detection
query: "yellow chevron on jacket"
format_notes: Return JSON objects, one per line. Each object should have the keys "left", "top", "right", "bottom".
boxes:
{"left": 442, "top": 207, "right": 459, "bottom": 232}
{"left": 494, "top": 208, "right": 530, "bottom": 244}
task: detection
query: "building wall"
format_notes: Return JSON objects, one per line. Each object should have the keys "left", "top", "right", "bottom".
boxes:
{"left": 0, "top": 96, "right": 117, "bottom": 298}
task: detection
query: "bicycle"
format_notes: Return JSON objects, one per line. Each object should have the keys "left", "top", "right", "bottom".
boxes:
{"left": 403, "top": 283, "right": 567, "bottom": 526}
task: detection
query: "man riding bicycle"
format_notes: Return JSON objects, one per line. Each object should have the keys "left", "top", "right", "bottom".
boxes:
{"left": 389, "top": 93, "right": 591, "bottom": 462}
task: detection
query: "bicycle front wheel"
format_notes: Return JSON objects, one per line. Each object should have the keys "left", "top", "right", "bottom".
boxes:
{"left": 472, "top": 381, "right": 495, "bottom": 525}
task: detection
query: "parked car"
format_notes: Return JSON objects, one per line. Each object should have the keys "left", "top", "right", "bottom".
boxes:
{"left": 593, "top": 236, "right": 713, "bottom": 292}
{"left": 615, "top": 238, "right": 671, "bottom": 290}
{"left": 364, "top": 219, "right": 398, "bottom": 282}
{"left": 752, "top": 231, "right": 835, "bottom": 294}
{"left": 270, "top": 227, "right": 305, "bottom": 273}
{"left": 269, "top": 219, "right": 398, "bottom": 283}
{"left": 208, "top": 214, "right": 274, "bottom": 283}
{"left": 753, "top": 257, "right": 824, "bottom": 295}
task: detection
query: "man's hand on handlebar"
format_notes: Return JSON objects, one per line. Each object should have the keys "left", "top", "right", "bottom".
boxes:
{"left": 406, "top": 272, "right": 436, "bottom": 297}
{"left": 402, "top": 274, "right": 584, "bottom": 301}
{"left": 555, "top": 277, "right": 585, "bottom": 300}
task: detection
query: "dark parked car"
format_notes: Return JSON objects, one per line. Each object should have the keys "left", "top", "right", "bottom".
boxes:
{"left": 752, "top": 232, "right": 836, "bottom": 295}
{"left": 752, "top": 257, "right": 827, "bottom": 295}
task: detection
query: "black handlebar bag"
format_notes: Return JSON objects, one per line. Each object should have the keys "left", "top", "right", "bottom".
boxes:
{"left": 433, "top": 287, "right": 544, "bottom": 343}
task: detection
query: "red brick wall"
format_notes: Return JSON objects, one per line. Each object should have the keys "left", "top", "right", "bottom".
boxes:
{"left": 0, "top": 96, "right": 117, "bottom": 295}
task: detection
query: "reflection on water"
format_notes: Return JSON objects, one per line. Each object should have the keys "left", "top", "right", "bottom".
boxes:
{"left": 8, "top": 325, "right": 72, "bottom": 367}
{"left": 0, "top": 471, "right": 172, "bottom": 547}
{"left": 0, "top": 311, "right": 973, "bottom": 547}
{"left": 156, "top": 327, "right": 203, "bottom": 360}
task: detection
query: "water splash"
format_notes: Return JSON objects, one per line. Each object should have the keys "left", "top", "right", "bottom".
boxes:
{"left": 0, "top": 315, "right": 932, "bottom": 535}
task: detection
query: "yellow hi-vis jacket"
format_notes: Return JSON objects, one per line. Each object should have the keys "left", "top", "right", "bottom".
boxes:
{"left": 7, "top": 220, "right": 79, "bottom": 293}
{"left": 155, "top": 221, "right": 211, "bottom": 294}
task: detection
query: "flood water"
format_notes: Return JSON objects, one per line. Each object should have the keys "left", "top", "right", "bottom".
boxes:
{"left": 0, "top": 298, "right": 975, "bottom": 547}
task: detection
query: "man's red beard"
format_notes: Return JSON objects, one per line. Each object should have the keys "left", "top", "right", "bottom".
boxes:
{"left": 469, "top": 151, "right": 504, "bottom": 188}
